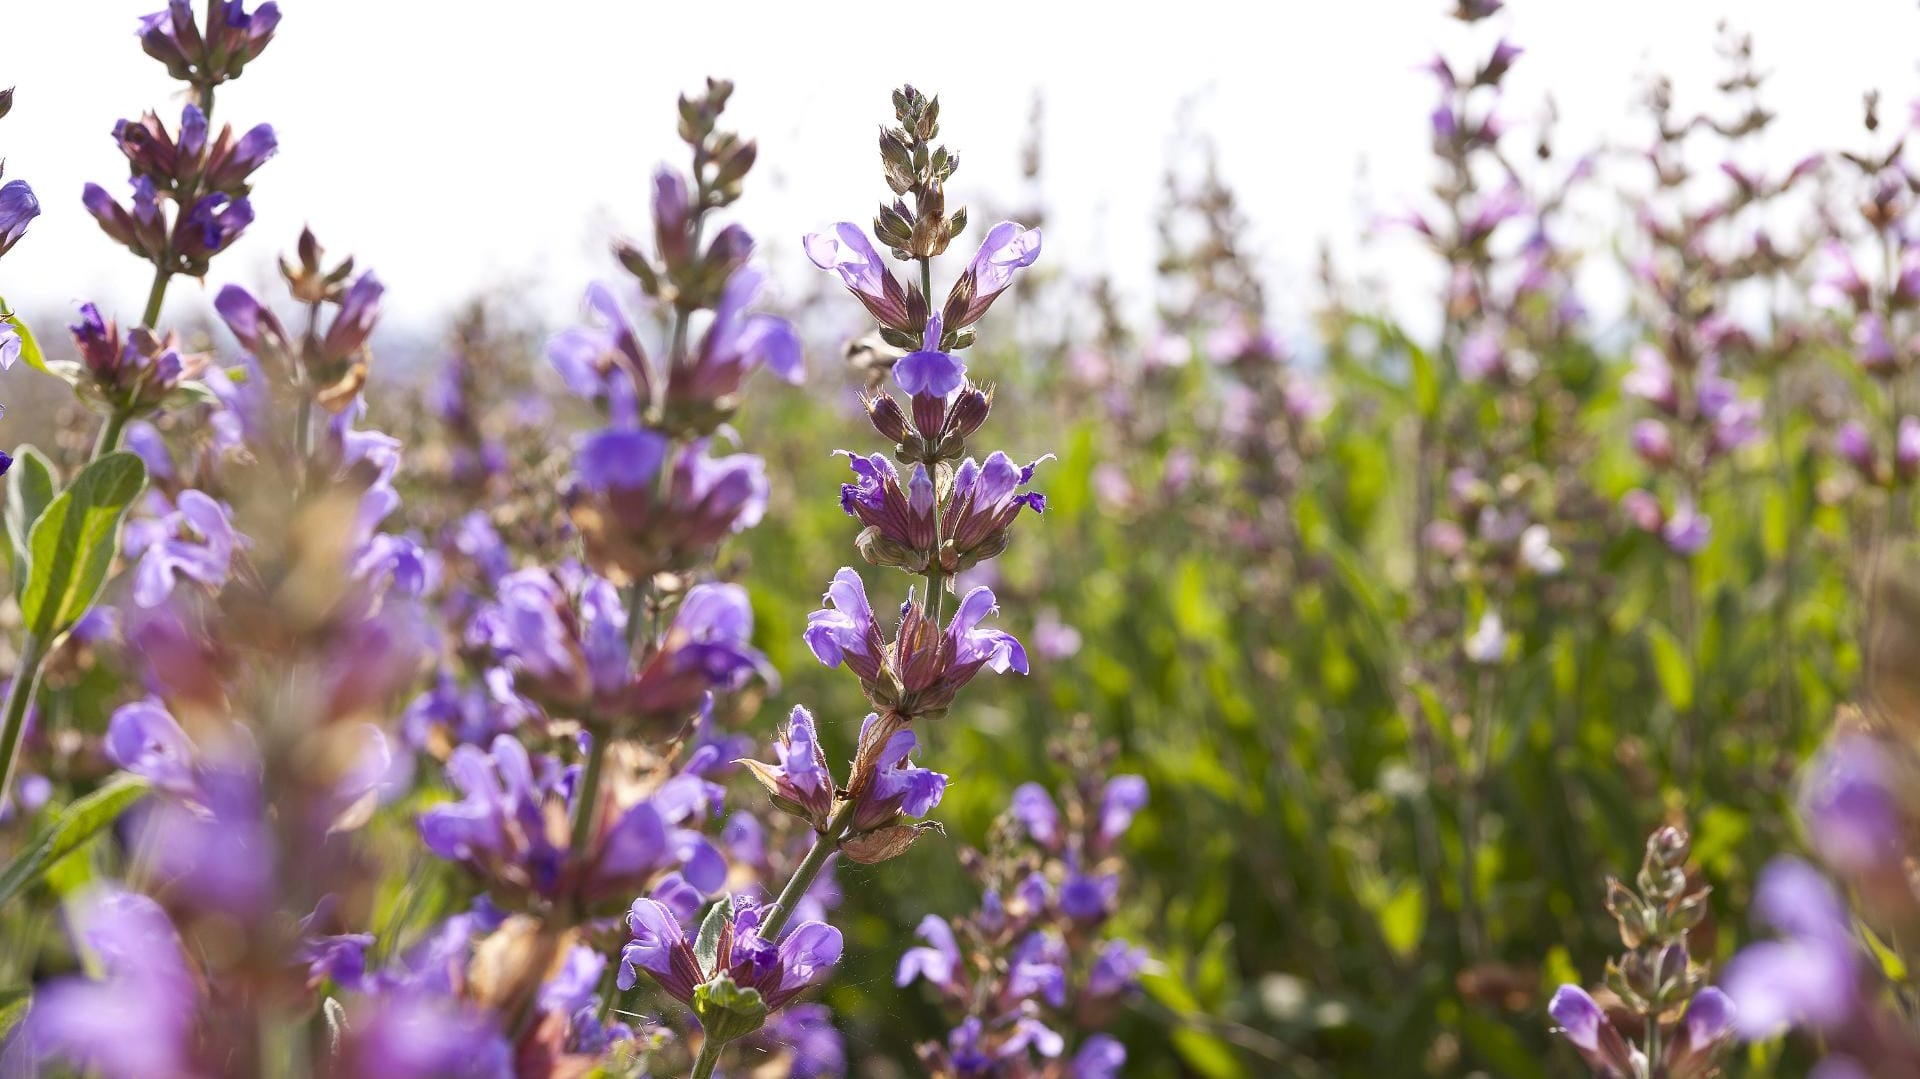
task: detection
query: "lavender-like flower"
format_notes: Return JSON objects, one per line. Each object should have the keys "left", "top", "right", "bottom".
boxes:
{"left": 618, "top": 895, "right": 843, "bottom": 1040}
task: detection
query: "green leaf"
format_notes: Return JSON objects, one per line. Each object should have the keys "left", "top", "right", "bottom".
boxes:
{"left": 0, "top": 986, "right": 27, "bottom": 1043}
{"left": 0, "top": 773, "right": 151, "bottom": 909}
{"left": 693, "top": 895, "right": 731, "bottom": 976}
{"left": 2, "top": 445, "right": 56, "bottom": 596}
{"left": 1377, "top": 880, "right": 1427, "bottom": 959}
{"left": 20, "top": 452, "right": 147, "bottom": 638}
{"left": 1645, "top": 621, "right": 1694, "bottom": 714}
{"left": 0, "top": 299, "right": 48, "bottom": 375}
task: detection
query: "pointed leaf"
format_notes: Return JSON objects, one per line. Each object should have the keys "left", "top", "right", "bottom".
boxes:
{"left": 693, "top": 895, "right": 732, "bottom": 976}
{"left": 0, "top": 773, "right": 151, "bottom": 909}
{"left": 3, "top": 445, "right": 55, "bottom": 596}
{"left": 20, "top": 452, "right": 147, "bottom": 638}
{"left": 0, "top": 297, "right": 48, "bottom": 376}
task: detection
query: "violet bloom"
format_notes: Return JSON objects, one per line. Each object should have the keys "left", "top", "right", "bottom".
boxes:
{"left": 671, "top": 265, "right": 804, "bottom": 408}
{"left": 105, "top": 697, "right": 199, "bottom": 794}
{"left": 1721, "top": 857, "right": 1861, "bottom": 1037}
{"left": 1835, "top": 421, "right": 1875, "bottom": 476}
{"left": 894, "top": 314, "right": 967, "bottom": 400}
{"left": 549, "top": 282, "right": 651, "bottom": 407}
{"left": 617, "top": 896, "right": 843, "bottom": 1013}
{"left": 1059, "top": 870, "right": 1119, "bottom": 922}
{"left": 1097, "top": 775, "right": 1148, "bottom": 849}
{"left": 138, "top": 0, "right": 282, "bottom": 86}
{"left": 1798, "top": 735, "right": 1903, "bottom": 877}
{"left": 1070, "top": 1035, "right": 1127, "bottom": 1079}
{"left": 338, "top": 994, "right": 513, "bottom": 1079}
{"left": 803, "top": 567, "right": 885, "bottom": 683}
{"left": 1087, "top": 940, "right": 1149, "bottom": 998}
{"left": 22, "top": 889, "right": 197, "bottom": 1079}
{"left": 567, "top": 433, "right": 769, "bottom": 583}
{"left": 0, "top": 178, "right": 39, "bottom": 257}
{"left": 943, "top": 221, "right": 1043, "bottom": 330}
{"left": 1006, "top": 930, "right": 1069, "bottom": 1008}
{"left": 889, "top": 584, "right": 1030, "bottom": 716}
{"left": 754, "top": 1003, "right": 847, "bottom": 1079}
{"left": 804, "top": 222, "right": 912, "bottom": 329}
{"left": 1632, "top": 419, "right": 1673, "bottom": 467}
{"left": 1663, "top": 500, "right": 1711, "bottom": 557}
{"left": 1900, "top": 416, "right": 1920, "bottom": 480}
{"left": 125, "top": 489, "right": 245, "bottom": 607}
{"left": 847, "top": 713, "right": 948, "bottom": 831}
{"left": 942, "top": 451, "right": 1048, "bottom": 565}
{"left": 1623, "top": 345, "right": 1676, "bottom": 410}
{"left": 68, "top": 302, "right": 209, "bottom": 411}
{"left": 1011, "top": 783, "right": 1061, "bottom": 848}
{"left": 1548, "top": 984, "right": 1636, "bottom": 1076}
{"left": 896, "top": 915, "right": 963, "bottom": 991}
{"left": 743, "top": 705, "right": 837, "bottom": 830}
{"left": 839, "top": 450, "right": 937, "bottom": 568}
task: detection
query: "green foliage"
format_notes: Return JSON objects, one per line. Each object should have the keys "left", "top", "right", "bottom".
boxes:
{"left": 0, "top": 773, "right": 152, "bottom": 910}
{"left": 19, "top": 452, "right": 147, "bottom": 638}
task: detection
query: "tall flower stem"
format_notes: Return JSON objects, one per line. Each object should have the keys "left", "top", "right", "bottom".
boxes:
{"left": 689, "top": 1035, "right": 725, "bottom": 1079}
{"left": 0, "top": 632, "right": 46, "bottom": 805}
{"left": 92, "top": 408, "right": 131, "bottom": 459}
{"left": 140, "top": 267, "right": 170, "bottom": 330}
{"left": 569, "top": 726, "right": 609, "bottom": 867}
{"left": 758, "top": 801, "right": 855, "bottom": 943}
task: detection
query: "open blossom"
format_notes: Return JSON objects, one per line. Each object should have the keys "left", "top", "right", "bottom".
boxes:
{"left": 470, "top": 570, "right": 766, "bottom": 730}
{"left": 939, "top": 451, "right": 1048, "bottom": 570}
{"left": 846, "top": 713, "right": 948, "bottom": 831}
{"left": 618, "top": 896, "right": 843, "bottom": 1013}
{"left": 418, "top": 733, "right": 723, "bottom": 904}
{"left": 567, "top": 430, "right": 768, "bottom": 583}
{"left": 20, "top": 889, "right": 199, "bottom": 1079}
{"left": 740, "top": 705, "right": 837, "bottom": 830}
{"left": 124, "top": 489, "right": 246, "bottom": 607}
{"left": 804, "top": 221, "right": 914, "bottom": 330}
{"left": 667, "top": 265, "right": 804, "bottom": 414}
{"left": 941, "top": 221, "right": 1043, "bottom": 330}
{"left": 0, "top": 178, "right": 40, "bottom": 257}
{"left": 805, "top": 568, "right": 1026, "bottom": 718}
{"left": 1721, "top": 858, "right": 1861, "bottom": 1037}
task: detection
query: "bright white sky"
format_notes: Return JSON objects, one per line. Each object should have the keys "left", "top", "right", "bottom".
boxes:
{"left": 3, "top": 0, "right": 1918, "bottom": 347}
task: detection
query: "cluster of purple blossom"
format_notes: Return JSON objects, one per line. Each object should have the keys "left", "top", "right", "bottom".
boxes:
{"left": 0, "top": 80, "right": 40, "bottom": 386}
{"left": 897, "top": 750, "right": 1147, "bottom": 1078}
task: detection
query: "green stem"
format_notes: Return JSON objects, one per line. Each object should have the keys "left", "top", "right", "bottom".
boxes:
{"left": 0, "top": 633, "right": 46, "bottom": 807}
{"left": 569, "top": 727, "right": 610, "bottom": 873}
{"left": 92, "top": 410, "right": 130, "bottom": 459}
{"left": 756, "top": 802, "right": 852, "bottom": 943}
{"left": 689, "top": 1035, "right": 725, "bottom": 1079}
{"left": 140, "top": 267, "right": 170, "bottom": 330}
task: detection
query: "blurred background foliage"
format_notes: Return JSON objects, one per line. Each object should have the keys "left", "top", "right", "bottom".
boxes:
{"left": 0, "top": 8, "right": 1890, "bottom": 1078}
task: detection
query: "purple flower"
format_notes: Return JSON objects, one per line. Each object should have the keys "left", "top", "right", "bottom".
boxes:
{"left": 125, "top": 490, "right": 245, "bottom": 607}
{"left": 0, "top": 179, "right": 40, "bottom": 256}
{"left": 549, "top": 282, "right": 651, "bottom": 408}
{"left": 1632, "top": 419, "right": 1673, "bottom": 466}
{"left": 804, "top": 567, "right": 884, "bottom": 683}
{"left": 1836, "top": 421, "right": 1875, "bottom": 475}
{"left": 756, "top": 1003, "right": 846, "bottom": 1079}
{"left": 942, "top": 451, "right": 1048, "bottom": 564}
{"left": 338, "top": 994, "right": 513, "bottom": 1079}
{"left": 1624, "top": 345, "right": 1676, "bottom": 410}
{"left": 1010, "top": 783, "right": 1060, "bottom": 847}
{"left": 1722, "top": 857, "right": 1861, "bottom": 1037}
{"left": 896, "top": 915, "right": 962, "bottom": 990}
{"left": 1900, "top": 416, "right": 1920, "bottom": 480}
{"left": 22, "top": 888, "right": 197, "bottom": 1079}
{"left": 1799, "top": 734, "right": 1903, "bottom": 876}
{"left": 1070, "top": 1035, "right": 1127, "bottom": 1079}
{"left": 943, "top": 221, "right": 1043, "bottom": 329}
{"left": 104, "top": 698, "right": 199, "bottom": 795}
{"left": 138, "top": 1, "right": 282, "bottom": 86}
{"left": 617, "top": 896, "right": 842, "bottom": 1013}
{"left": 672, "top": 266, "right": 805, "bottom": 408}
{"left": 1059, "top": 871, "right": 1119, "bottom": 922}
{"left": 804, "top": 222, "right": 912, "bottom": 329}
{"left": 1663, "top": 499, "right": 1711, "bottom": 556}
{"left": 893, "top": 315, "right": 967, "bottom": 400}
{"left": 214, "top": 283, "right": 291, "bottom": 359}
{"left": 742, "top": 705, "right": 837, "bottom": 830}
{"left": 1088, "top": 939, "right": 1149, "bottom": 998}
{"left": 848, "top": 713, "right": 948, "bottom": 831}
{"left": 1097, "top": 776, "right": 1148, "bottom": 848}
{"left": 1682, "top": 987, "right": 1736, "bottom": 1050}
{"left": 539, "top": 945, "right": 607, "bottom": 1017}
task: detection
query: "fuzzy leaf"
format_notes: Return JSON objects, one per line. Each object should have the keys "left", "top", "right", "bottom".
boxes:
{"left": 0, "top": 773, "right": 151, "bottom": 909}
{"left": 20, "top": 452, "right": 146, "bottom": 638}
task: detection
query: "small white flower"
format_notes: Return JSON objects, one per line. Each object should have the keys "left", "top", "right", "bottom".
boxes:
{"left": 1520, "top": 524, "right": 1565, "bottom": 576}
{"left": 1465, "top": 611, "right": 1507, "bottom": 665}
